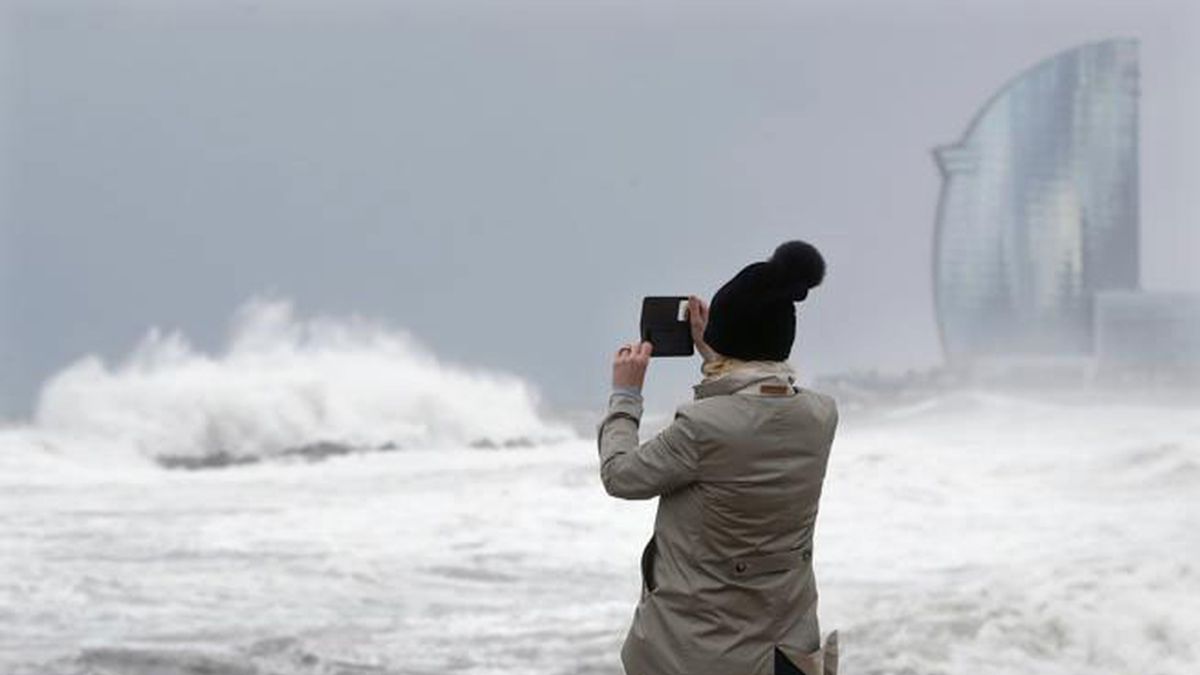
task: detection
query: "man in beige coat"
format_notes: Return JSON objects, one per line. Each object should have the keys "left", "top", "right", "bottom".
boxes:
{"left": 598, "top": 241, "right": 839, "bottom": 675}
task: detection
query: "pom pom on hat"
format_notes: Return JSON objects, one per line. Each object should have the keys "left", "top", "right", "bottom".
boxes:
{"left": 768, "top": 240, "right": 826, "bottom": 300}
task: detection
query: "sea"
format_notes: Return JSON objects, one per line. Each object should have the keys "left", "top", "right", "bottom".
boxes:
{"left": 1, "top": 300, "right": 1196, "bottom": 675}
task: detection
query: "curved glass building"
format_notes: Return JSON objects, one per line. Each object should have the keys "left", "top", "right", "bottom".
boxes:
{"left": 933, "top": 39, "right": 1140, "bottom": 364}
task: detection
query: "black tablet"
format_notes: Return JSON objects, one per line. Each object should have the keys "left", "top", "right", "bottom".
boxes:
{"left": 640, "top": 296, "right": 695, "bottom": 357}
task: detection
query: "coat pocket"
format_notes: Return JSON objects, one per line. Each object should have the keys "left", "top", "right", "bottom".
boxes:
{"left": 726, "top": 545, "right": 811, "bottom": 579}
{"left": 775, "top": 630, "right": 838, "bottom": 675}
{"left": 639, "top": 534, "right": 658, "bottom": 595}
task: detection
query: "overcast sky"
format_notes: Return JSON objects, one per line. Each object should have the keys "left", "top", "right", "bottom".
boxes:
{"left": 2, "top": 0, "right": 1198, "bottom": 419}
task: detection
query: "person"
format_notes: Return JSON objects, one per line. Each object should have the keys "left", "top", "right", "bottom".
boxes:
{"left": 597, "top": 241, "right": 840, "bottom": 675}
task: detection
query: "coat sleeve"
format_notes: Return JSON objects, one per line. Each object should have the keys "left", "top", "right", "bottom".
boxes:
{"left": 596, "top": 391, "right": 704, "bottom": 500}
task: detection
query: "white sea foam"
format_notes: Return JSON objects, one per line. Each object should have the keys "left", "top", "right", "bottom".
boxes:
{"left": 0, "top": 298, "right": 573, "bottom": 471}
{"left": 1, "top": 314, "right": 1196, "bottom": 674}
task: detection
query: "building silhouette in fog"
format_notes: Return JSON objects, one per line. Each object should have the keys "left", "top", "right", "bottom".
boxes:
{"left": 933, "top": 39, "right": 1144, "bottom": 369}
{"left": 933, "top": 38, "right": 1200, "bottom": 380}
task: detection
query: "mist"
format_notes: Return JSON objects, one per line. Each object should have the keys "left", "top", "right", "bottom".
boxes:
{"left": 2, "top": 0, "right": 1199, "bottom": 419}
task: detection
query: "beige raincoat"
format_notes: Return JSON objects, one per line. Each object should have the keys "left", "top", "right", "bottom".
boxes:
{"left": 597, "top": 363, "right": 839, "bottom": 675}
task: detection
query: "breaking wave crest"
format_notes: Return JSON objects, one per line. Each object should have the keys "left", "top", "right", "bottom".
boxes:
{"left": 2, "top": 298, "right": 574, "bottom": 470}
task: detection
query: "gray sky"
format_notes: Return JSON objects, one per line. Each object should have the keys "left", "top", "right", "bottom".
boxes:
{"left": 2, "top": 0, "right": 1198, "bottom": 419}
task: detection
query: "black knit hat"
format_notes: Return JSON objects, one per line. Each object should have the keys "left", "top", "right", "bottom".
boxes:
{"left": 702, "top": 241, "right": 826, "bottom": 361}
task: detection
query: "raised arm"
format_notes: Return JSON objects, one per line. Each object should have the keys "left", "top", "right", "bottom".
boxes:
{"left": 596, "top": 341, "right": 703, "bottom": 499}
{"left": 597, "top": 393, "right": 704, "bottom": 499}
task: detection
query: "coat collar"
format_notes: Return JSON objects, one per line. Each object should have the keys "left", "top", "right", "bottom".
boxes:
{"left": 691, "top": 362, "right": 797, "bottom": 400}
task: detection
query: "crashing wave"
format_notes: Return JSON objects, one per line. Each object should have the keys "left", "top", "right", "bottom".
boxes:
{"left": 4, "top": 297, "right": 575, "bottom": 470}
